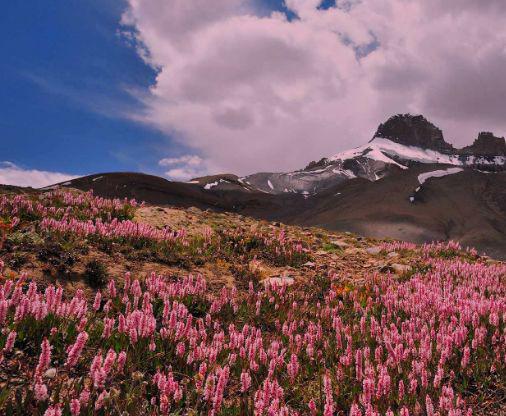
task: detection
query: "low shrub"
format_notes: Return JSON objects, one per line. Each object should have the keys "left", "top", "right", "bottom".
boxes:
{"left": 84, "top": 259, "right": 108, "bottom": 288}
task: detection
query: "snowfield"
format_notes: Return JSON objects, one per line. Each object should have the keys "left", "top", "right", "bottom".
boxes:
{"left": 417, "top": 168, "right": 464, "bottom": 185}
{"left": 330, "top": 138, "right": 460, "bottom": 166}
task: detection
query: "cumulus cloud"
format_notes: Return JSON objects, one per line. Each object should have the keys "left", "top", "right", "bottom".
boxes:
{"left": 122, "top": 0, "right": 506, "bottom": 175}
{"left": 0, "top": 162, "right": 77, "bottom": 188}
{"left": 159, "top": 155, "right": 203, "bottom": 167}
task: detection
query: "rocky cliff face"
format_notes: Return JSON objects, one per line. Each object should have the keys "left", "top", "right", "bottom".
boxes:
{"left": 460, "top": 132, "right": 506, "bottom": 156}
{"left": 373, "top": 114, "right": 455, "bottom": 153}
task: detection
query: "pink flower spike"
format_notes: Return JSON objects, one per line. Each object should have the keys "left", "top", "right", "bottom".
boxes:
{"left": 3, "top": 331, "right": 16, "bottom": 352}
{"left": 70, "top": 398, "right": 81, "bottom": 415}
{"left": 66, "top": 332, "right": 88, "bottom": 368}
{"left": 35, "top": 338, "right": 51, "bottom": 377}
{"left": 34, "top": 382, "right": 48, "bottom": 402}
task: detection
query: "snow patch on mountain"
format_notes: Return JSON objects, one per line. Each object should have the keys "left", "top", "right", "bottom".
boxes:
{"left": 466, "top": 155, "right": 506, "bottom": 165}
{"left": 204, "top": 181, "right": 219, "bottom": 190}
{"left": 202, "top": 116, "right": 505, "bottom": 196}
{"left": 417, "top": 168, "right": 464, "bottom": 185}
{"left": 330, "top": 138, "right": 461, "bottom": 166}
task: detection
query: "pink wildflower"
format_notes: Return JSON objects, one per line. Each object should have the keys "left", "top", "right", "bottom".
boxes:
{"left": 93, "top": 291, "right": 101, "bottom": 311}
{"left": 79, "top": 388, "right": 90, "bottom": 406}
{"left": 35, "top": 338, "right": 51, "bottom": 377}
{"left": 3, "top": 330, "right": 16, "bottom": 352}
{"left": 34, "top": 382, "right": 48, "bottom": 402}
{"left": 240, "top": 371, "right": 251, "bottom": 393}
{"left": 117, "top": 351, "right": 127, "bottom": 373}
{"left": 70, "top": 398, "right": 81, "bottom": 415}
{"left": 43, "top": 405, "right": 62, "bottom": 416}
{"left": 65, "top": 331, "right": 88, "bottom": 368}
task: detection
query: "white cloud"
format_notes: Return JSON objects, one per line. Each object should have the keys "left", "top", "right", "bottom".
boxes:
{"left": 122, "top": 0, "right": 506, "bottom": 175}
{"left": 164, "top": 167, "right": 203, "bottom": 181}
{"left": 158, "top": 154, "right": 210, "bottom": 181}
{"left": 159, "top": 154, "right": 203, "bottom": 167}
{"left": 0, "top": 162, "right": 77, "bottom": 189}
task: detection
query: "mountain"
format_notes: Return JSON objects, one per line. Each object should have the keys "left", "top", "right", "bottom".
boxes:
{"left": 52, "top": 114, "right": 506, "bottom": 258}
{"left": 200, "top": 114, "right": 505, "bottom": 195}
{"left": 373, "top": 113, "right": 454, "bottom": 152}
{"left": 460, "top": 131, "right": 506, "bottom": 157}
{"left": 290, "top": 166, "right": 506, "bottom": 260}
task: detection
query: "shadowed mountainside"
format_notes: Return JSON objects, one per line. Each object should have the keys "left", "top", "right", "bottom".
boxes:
{"left": 56, "top": 169, "right": 506, "bottom": 259}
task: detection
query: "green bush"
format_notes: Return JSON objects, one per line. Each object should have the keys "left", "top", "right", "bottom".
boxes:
{"left": 84, "top": 259, "right": 108, "bottom": 288}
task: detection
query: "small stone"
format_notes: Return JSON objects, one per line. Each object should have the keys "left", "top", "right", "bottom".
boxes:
{"left": 330, "top": 240, "right": 349, "bottom": 249}
{"left": 392, "top": 264, "right": 411, "bottom": 275}
{"left": 387, "top": 252, "right": 399, "bottom": 258}
{"left": 44, "top": 368, "right": 57, "bottom": 379}
{"left": 366, "top": 246, "right": 382, "bottom": 255}
{"left": 303, "top": 261, "right": 315, "bottom": 268}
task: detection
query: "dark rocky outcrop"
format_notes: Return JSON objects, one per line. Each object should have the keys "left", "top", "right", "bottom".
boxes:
{"left": 304, "top": 158, "right": 329, "bottom": 171}
{"left": 460, "top": 132, "right": 506, "bottom": 157}
{"left": 373, "top": 114, "right": 455, "bottom": 153}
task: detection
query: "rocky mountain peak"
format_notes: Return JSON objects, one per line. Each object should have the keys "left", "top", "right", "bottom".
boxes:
{"left": 460, "top": 132, "right": 506, "bottom": 156}
{"left": 372, "top": 114, "right": 454, "bottom": 153}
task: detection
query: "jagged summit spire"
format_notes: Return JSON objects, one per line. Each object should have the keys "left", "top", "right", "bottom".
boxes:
{"left": 461, "top": 132, "right": 506, "bottom": 156}
{"left": 372, "top": 114, "right": 454, "bottom": 153}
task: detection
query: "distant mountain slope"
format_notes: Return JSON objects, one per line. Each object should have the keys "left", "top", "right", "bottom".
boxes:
{"left": 47, "top": 114, "right": 506, "bottom": 258}
{"left": 204, "top": 114, "right": 505, "bottom": 195}
{"left": 290, "top": 167, "right": 506, "bottom": 259}
{"left": 56, "top": 168, "right": 506, "bottom": 259}
{"left": 57, "top": 172, "right": 307, "bottom": 220}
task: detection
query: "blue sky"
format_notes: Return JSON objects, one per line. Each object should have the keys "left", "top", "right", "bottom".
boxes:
{"left": 0, "top": 0, "right": 185, "bottom": 180}
{"left": 0, "top": 0, "right": 298, "bottom": 184}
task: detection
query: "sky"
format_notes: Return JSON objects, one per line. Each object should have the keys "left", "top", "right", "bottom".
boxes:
{"left": 1, "top": 0, "right": 506, "bottom": 187}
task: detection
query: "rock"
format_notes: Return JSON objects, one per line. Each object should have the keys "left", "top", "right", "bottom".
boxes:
{"left": 44, "top": 368, "right": 57, "bottom": 379}
{"left": 303, "top": 261, "right": 315, "bottom": 268}
{"left": 366, "top": 246, "right": 382, "bottom": 255}
{"left": 374, "top": 114, "right": 454, "bottom": 153}
{"left": 345, "top": 247, "right": 365, "bottom": 255}
{"left": 391, "top": 264, "right": 411, "bottom": 275}
{"left": 387, "top": 252, "right": 399, "bottom": 258}
{"left": 460, "top": 132, "right": 506, "bottom": 156}
{"left": 305, "top": 158, "right": 329, "bottom": 171}
{"left": 330, "top": 240, "right": 349, "bottom": 249}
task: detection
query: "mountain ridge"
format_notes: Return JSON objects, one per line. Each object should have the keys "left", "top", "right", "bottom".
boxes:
{"left": 41, "top": 113, "right": 506, "bottom": 259}
{"left": 232, "top": 114, "right": 505, "bottom": 196}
